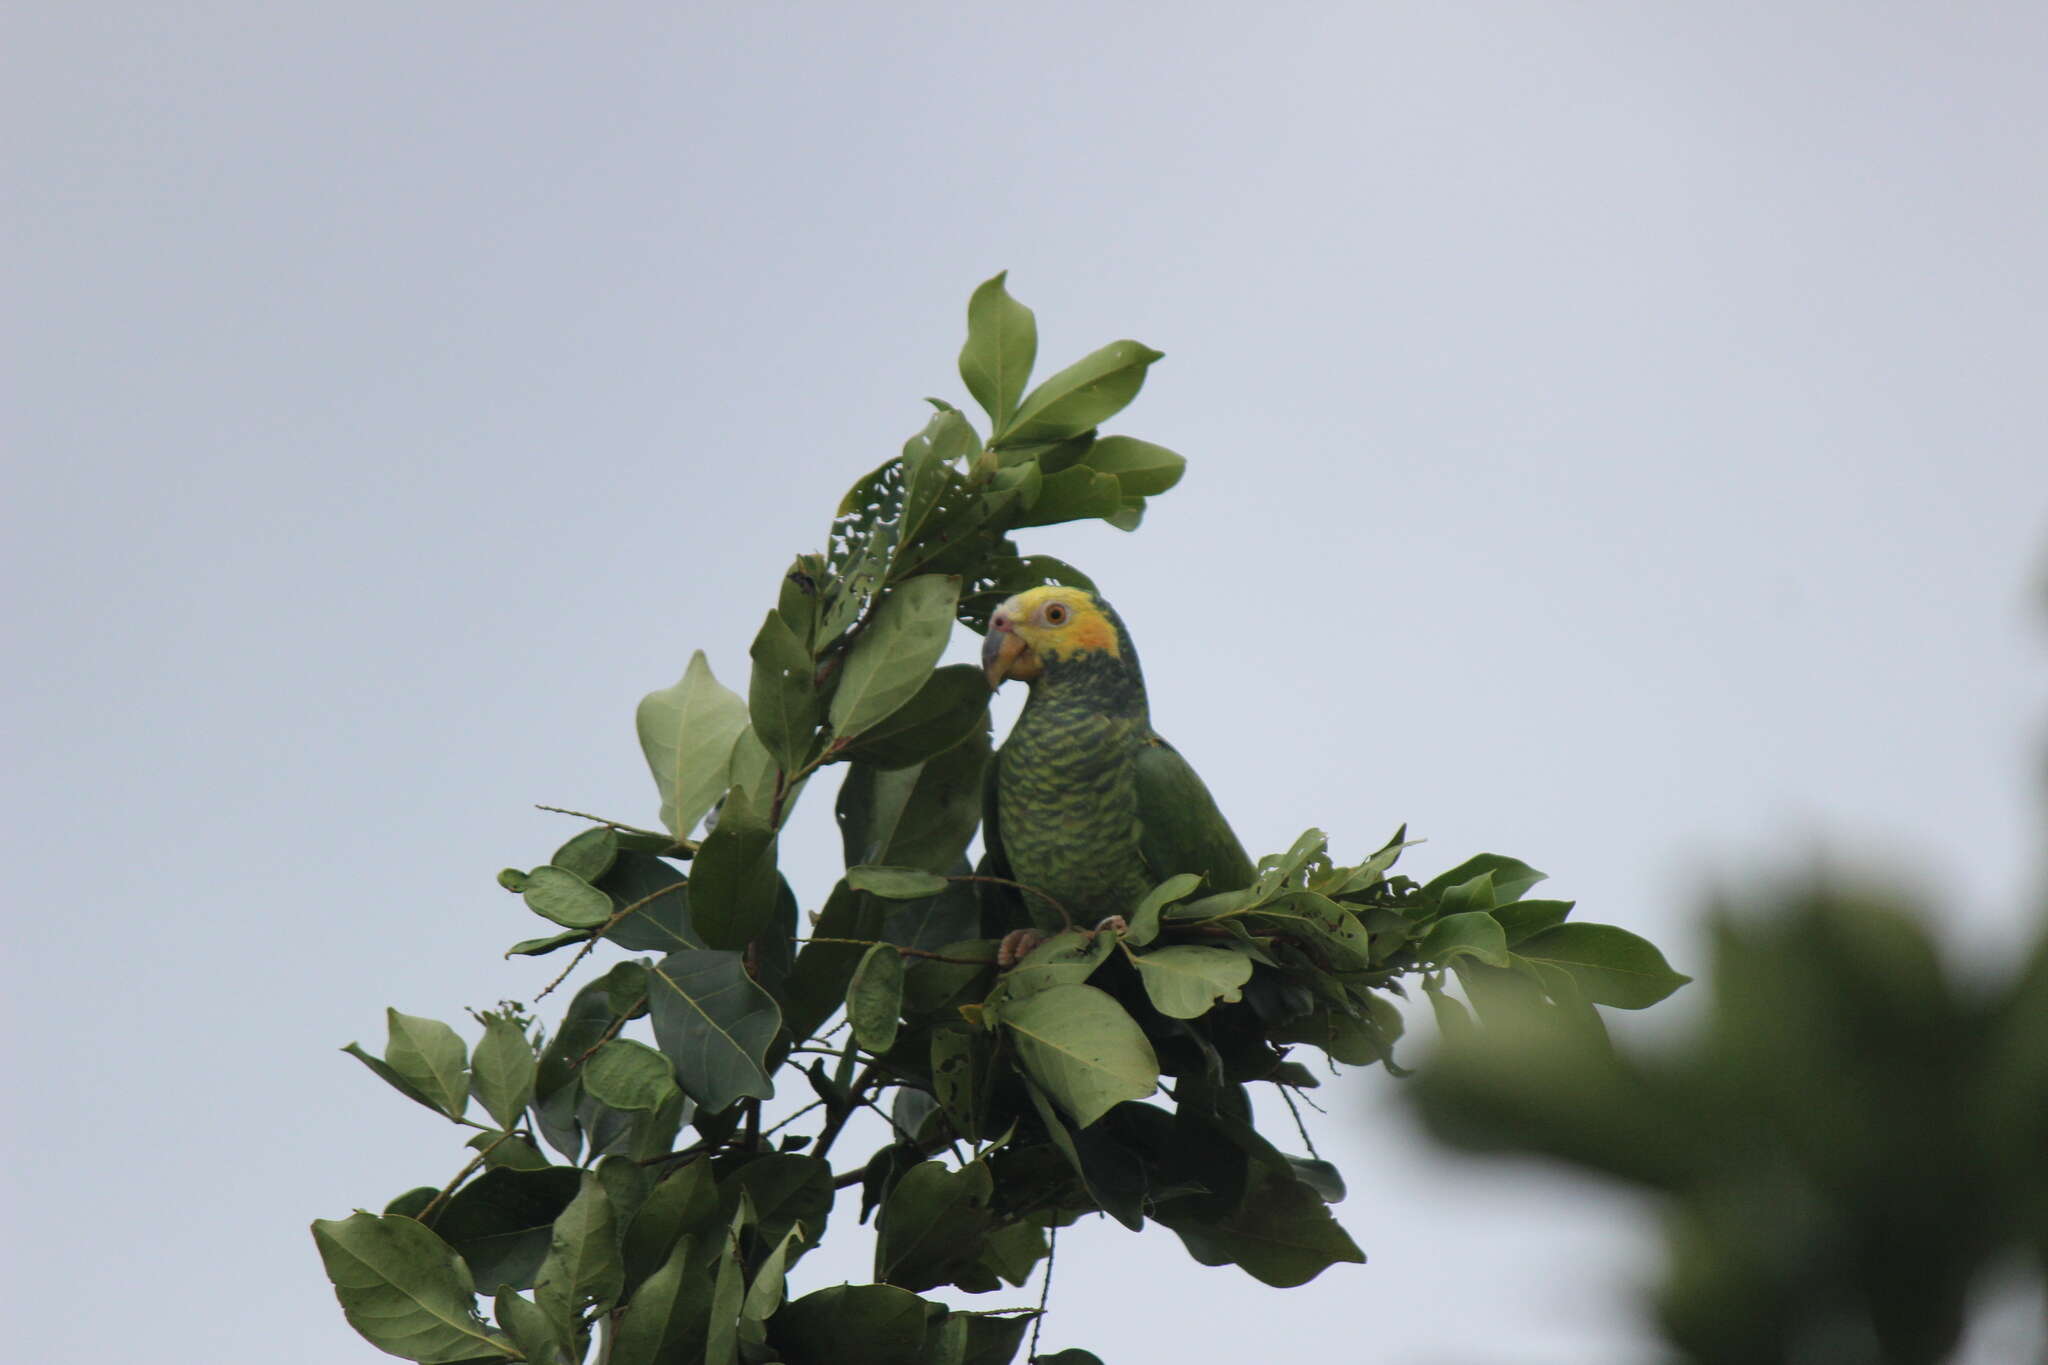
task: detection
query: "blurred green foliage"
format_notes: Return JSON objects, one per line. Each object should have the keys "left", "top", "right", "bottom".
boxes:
{"left": 1414, "top": 883, "right": 2048, "bottom": 1365}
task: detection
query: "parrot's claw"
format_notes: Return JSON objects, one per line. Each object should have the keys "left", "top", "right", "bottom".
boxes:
{"left": 1093, "top": 915, "right": 1128, "bottom": 936}
{"left": 997, "top": 928, "right": 1047, "bottom": 968}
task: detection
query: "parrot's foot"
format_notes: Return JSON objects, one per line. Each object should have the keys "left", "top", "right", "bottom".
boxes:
{"left": 1093, "top": 915, "right": 1128, "bottom": 936}
{"left": 997, "top": 928, "right": 1047, "bottom": 968}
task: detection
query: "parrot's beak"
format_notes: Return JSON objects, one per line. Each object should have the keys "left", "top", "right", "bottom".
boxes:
{"left": 982, "top": 623, "right": 1039, "bottom": 688}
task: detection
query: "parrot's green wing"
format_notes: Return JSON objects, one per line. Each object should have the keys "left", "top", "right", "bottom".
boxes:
{"left": 975, "top": 747, "right": 1030, "bottom": 935}
{"left": 1134, "top": 734, "right": 1256, "bottom": 892}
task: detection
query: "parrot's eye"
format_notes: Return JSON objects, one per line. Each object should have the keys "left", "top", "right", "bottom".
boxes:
{"left": 1042, "top": 602, "right": 1069, "bottom": 626}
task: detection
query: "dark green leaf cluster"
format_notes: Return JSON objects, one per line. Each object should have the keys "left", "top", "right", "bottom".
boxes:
{"left": 1412, "top": 884, "right": 2048, "bottom": 1365}
{"left": 314, "top": 276, "right": 1689, "bottom": 1365}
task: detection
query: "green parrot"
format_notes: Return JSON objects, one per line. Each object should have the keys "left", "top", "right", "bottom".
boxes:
{"left": 980, "top": 585, "right": 1255, "bottom": 964}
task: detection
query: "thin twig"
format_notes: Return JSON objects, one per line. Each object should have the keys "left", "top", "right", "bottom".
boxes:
{"left": 809, "top": 1063, "right": 881, "bottom": 1167}
{"left": 1278, "top": 1085, "right": 1321, "bottom": 1160}
{"left": 533, "top": 805, "right": 679, "bottom": 842}
{"left": 830, "top": 1127, "right": 954, "bottom": 1187}
{"left": 1027, "top": 1224, "right": 1057, "bottom": 1363}
{"left": 759, "top": 1098, "right": 827, "bottom": 1140}
{"left": 568, "top": 1007, "right": 637, "bottom": 1070}
{"left": 533, "top": 879, "right": 689, "bottom": 1001}
{"left": 415, "top": 1129, "right": 514, "bottom": 1225}
{"left": 797, "top": 937, "right": 998, "bottom": 967}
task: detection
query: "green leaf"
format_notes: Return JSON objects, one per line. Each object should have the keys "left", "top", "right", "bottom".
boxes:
{"left": 704, "top": 1207, "right": 745, "bottom": 1365}
{"left": 1269, "top": 1006, "right": 1390, "bottom": 1068}
{"left": 829, "top": 574, "right": 961, "bottom": 739}
{"left": 772, "top": 1284, "right": 931, "bottom": 1365}
{"left": 848, "top": 943, "right": 906, "bottom": 1053}
{"left": 1002, "top": 984, "right": 1158, "bottom": 1128}
{"left": 1010, "top": 466, "right": 1123, "bottom": 529}
{"left": 647, "top": 950, "right": 780, "bottom": 1113}
{"left": 836, "top": 736, "right": 989, "bottom": 875}
{"left": 1420, "top": 911, "right": 1512, "bottom": 969}
{"left": 384, "top": 1009, "right": 470, "bottom": 1119}
{"left": 687, "top": 784, "right": 780, "bottom": 950}
{"left": 784, "top": 880, "right": 876, "bottom": 1044}
{"left": 550, "top": 827, "right": 619, "bottom": 884}
{"left": 609, "top": 1230, "right": 713, "bottom": 1365}
{"left": 522, "top": 865, "right": 614, "bottom": 930}
{"left": 741, "top": 1226, "right": 803, "bottom": 1326}
{"left": 1329, "top": 823, "right": 1414, "bottom": 895}
{"left": 1131, "top": 945, "right": 1255, "bottom": 1019}
{"left": 622, "top": 1158, "right": 718, "bottom": 1293}
{"left": 929, "top": 1309, "right": 1035, "bottom": 1364}
{"left": 1494, "top": 898, "right": 1575, "bottom": 946}
{"left": 1084, "top": 434, "right": 1186, "bottom": 496}
{"left": 311, "top": 1212, "right": 508, "bottom": 1363}
{"left": 1437, "top": 871, "right": 1498, "bottom": 915}
{"left": 997, "top": 429, "right": 1095, "bottom": 474}
{"left": 876, "top": 1160, "right": 994, "bottom": 1292}
{"left": 535, "top": 1171, "right": 623, "bottom": 1323}
{"left": 972, "top": 1220, "right": 1048, "bottom": 1289}
{"left": 1421, "top": 854, "right": 1546, "bottom": 907}
{"left": 1104, "top": 496, "right": 1145, "bottom": 532}
{"left": 468, "top": 1131, "right": 552, "bottom": 1172}
{"left": 885, "top": 875, "right": 982, "bottom": 955}
{"left": 1424, "top": 976, "right": 1476, "bottom": 1044}
{"left": 596, "top": 852, "right": 700, "bottom": 954}
{"left": 726, "top": 726, "right": 786, "bottom": 810}
{"left": 728, "top": 1154, "right": 833, "bottom": 1264}
{"left": 848, "top": 865, "right": 952, "bottom": 899}
{"left": 470, "top": 1013, "right": 537, "bottom": 1131}
{"left": 1162, "top": 1162, "right": 1365, "bottom": 1287}
{"left": 1034, "top": 1353, "right": 1106, "bottom": 1365}
{"left": 434, "top": 1166, "right": 583, "bottom": 1293}
{"left": 493, "top": 1287, "right": 572, "bottom": 1365}
{"left": 1250, "top": 892, "right": 1375, "bottom": 972}
{"left": 1256, "top": 828, "right": 1332, "bottom": 899}
{"left": 596, "top": 1155, "right": 652, "bottom": 1231}
{"left": 1125, "top": 872, "right": 1203, "bottom": 947}
{"left": 747, "top": 609, "right": 819, "bottom": 772}
{"left": 1288, "top": 1157, "right": 1347, "bottom": 1203}
{"left": 831, "top": 664, "right": 991, "bottom": 770}
{"left": 839, "top": 753, "right": 987, "bottom": 1000}
{"left": 998, "top": 339, "right": 1163, "bottom": 448}
{"left": 960, "top": 271, "right": 1038, "bottom": 434}
{"left": 504, "top": 929, "right": 588, "bottom": 958}
{"left": 637, "top": 651, "right": 752, "bottom": 837}
{"left": 343, "top": 1042, "right": 446, "bottom": 1116}
{"left": 583, "top": 1040, "right": 681, "bottom": 1113}
{"left": 1514, "top": 923, "right": 1692, "bottom": 1009}
{"left": 930, "top": 1024, "right": 988, "bottom": 1144}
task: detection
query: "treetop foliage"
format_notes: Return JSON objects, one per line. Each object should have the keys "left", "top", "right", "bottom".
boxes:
{"left": 315, "top": 274, "right": 1688, "bottom": 1365}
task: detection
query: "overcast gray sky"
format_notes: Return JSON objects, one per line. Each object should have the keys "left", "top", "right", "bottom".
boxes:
{"left": 7, "top": 3, "right": 2044, "bottom": 1361}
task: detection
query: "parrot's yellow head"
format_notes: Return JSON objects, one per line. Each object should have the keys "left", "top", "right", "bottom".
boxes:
{"left": 982, "top": 586, "right": 1126, "bottom": 689}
